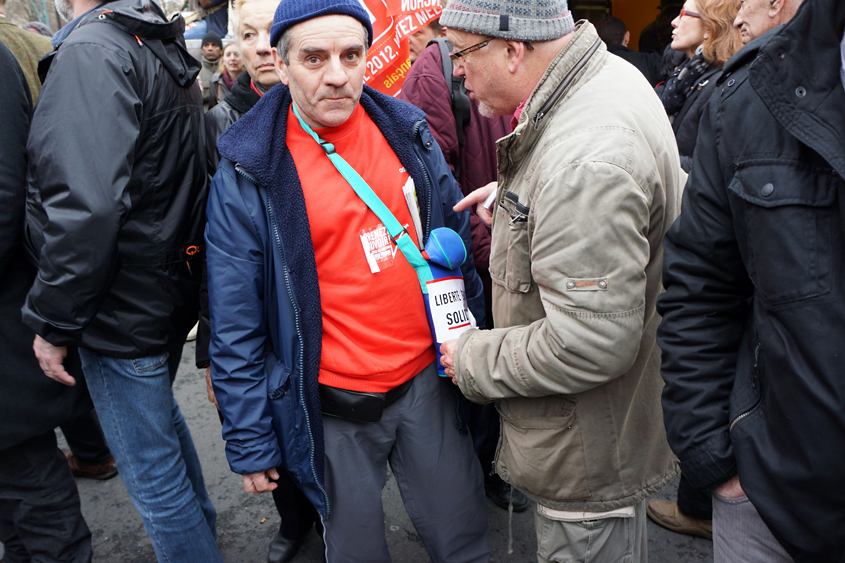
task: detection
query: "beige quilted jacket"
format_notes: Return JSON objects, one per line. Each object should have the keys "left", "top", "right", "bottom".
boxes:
{"left": 453, "top": 22, "right": 682, "bottom": 512}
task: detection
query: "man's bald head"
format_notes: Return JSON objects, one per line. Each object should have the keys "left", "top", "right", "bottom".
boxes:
{"left": 734, "top": 0, "right": 805, "bottom": 44}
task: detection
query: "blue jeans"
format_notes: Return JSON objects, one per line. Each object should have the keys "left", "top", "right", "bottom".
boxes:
{"left": 79, "top": 348, "right": 222, "bottom": 563}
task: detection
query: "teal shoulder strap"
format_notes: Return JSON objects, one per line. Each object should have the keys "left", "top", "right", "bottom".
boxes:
{"left": 291, "top": 103, "right": 433, "bottom": 293}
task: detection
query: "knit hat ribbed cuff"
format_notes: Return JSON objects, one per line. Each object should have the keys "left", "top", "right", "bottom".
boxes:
{"left": 270, "top": 0, "right": 374, "bottom": 49}
{"left": 440, "top": 0, "right": 575, "bottom": 41}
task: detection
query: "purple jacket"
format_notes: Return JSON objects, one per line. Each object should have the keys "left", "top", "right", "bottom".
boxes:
{"left": 400, "top": 43, "right": 511, "bottom": 269}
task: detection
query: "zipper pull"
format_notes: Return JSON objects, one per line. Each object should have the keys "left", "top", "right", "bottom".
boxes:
{"left": 533, "top": 112, "right": 544, "bottom": 131}
{"left": 752, "top": 343, "right": 762, "bottom": 389}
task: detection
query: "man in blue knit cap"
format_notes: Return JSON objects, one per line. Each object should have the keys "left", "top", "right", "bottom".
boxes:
{"left": 204, "top": 0, "right": 490, "bottom": 560}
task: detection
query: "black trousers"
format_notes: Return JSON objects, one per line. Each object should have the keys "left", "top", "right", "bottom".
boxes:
{"left": 60, "top": 409, "right": 112, "bottom": 466}
{"left": 0, "top": 431, "right": 92, "bottom": 563}
{"left": 677, "top": 472, "right": 713, "bottom": 520}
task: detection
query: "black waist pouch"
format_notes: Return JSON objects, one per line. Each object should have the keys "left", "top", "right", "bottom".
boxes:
{"left": 319, "top": 377, "right": 414, "bottom": 424}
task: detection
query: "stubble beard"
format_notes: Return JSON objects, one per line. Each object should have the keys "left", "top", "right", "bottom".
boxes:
{"left": 477, "top": 101, "right": 498, "bottom": 119}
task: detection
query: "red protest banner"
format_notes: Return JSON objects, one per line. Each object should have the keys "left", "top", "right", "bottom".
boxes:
{"left": 360, "top": 0, "right": 442, "bottom": 96}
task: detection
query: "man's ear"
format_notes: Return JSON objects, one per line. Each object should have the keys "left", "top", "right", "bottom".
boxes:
{"left": 623, "top": 30, "right": 630, "bottom": 47}
{"left": 504, "top": 39, "right": 527, "bottom": 74}
{"left": 272, "top": 48, "right": 289, "bottom": 86}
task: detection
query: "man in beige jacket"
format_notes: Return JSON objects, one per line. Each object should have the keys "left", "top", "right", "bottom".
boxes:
{"left": 438, "top": 0, "right": 682, "bottom": 560}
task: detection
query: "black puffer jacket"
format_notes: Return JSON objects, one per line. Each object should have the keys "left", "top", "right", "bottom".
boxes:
{"left": 23, "top": 0, "right": 207, "bottom": 358}
{"left": 657, "top": 0, "right": 845, "bottom": 561}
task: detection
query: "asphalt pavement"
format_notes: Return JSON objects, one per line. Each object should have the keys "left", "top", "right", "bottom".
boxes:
{"left": 3, "top": 343, "right": 714, "bottom": 562}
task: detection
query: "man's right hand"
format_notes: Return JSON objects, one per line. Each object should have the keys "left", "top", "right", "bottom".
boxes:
{"left": 713, "top": 474, "right": 745, "bottom": 498}
{"left": 243, "top": 468, "right": 280, "bottom": 494}
{"left": 454, "top": 182, "right": 497, "bottom": 227}
{"left": 205, "top": 367, "right": 219, "bottom": 408}
{"left": 33, "top": 335, "right": 75, "bottom": 386}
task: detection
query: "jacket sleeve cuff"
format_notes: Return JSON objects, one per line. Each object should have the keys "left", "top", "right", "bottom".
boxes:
{"left": 21, "top": 293, "right": 83, "bottom": 348}
{"left": 454, "top": 329, "right": 493, "bottom": 404}
{"left": 676, "top": 437, "right": 737, "bottom": 491}
{"left": 225, "top": 434, "right": 283, "bottom": 476}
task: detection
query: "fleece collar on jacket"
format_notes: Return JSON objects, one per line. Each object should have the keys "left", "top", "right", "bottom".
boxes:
{"left": 216, "top": 85, "right": 429, "bottom": 492}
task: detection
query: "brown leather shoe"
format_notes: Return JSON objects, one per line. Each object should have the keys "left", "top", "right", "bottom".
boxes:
{"left": 63, "top": 449, "right": 118, "bottom": 480}
{"left": 647, "top": 499, "right": 712, "bottom": 540}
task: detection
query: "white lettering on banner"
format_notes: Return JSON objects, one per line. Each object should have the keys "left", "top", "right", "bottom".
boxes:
{"left": 400, "top": 0, "right": 440, "bottom": 11}
{"left": 396, "top": 15, "right": 417, "bottom": 37}
{"left": 427, "top": 276, "right": 477, "bottom": 342}
{"left": 414, "top": 9, "right": 436, "bottom": 25}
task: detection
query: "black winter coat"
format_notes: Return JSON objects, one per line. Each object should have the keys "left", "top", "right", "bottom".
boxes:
{"left": 204, "top": 70, "right": 260, "bottom": 173}
{"left": 0, "top": 41, "right": 90, "bottom": 450}
{"left": 657, "top": 0, "right": 845, "bottom": 561}
{"left": 670, "top": 63, "right": 720, "bottom": 172}
{"left": 22, "top": 0, "right": 207, "bottom": 357}
{"left": 607, "top": 44, "right": 665, "bottom": 86}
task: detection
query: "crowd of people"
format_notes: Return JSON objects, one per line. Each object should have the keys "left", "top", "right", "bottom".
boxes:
{"left": 1, "top": 0, "right": 843, "bottom": 562}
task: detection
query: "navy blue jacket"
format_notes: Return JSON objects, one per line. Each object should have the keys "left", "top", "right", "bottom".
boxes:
{"left": 206, "top": 84, "right": 484, "bottom": 519}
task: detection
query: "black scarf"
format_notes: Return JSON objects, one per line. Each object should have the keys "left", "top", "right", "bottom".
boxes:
{"left": 660, "top": 53, "right": 711, "bottom": 117}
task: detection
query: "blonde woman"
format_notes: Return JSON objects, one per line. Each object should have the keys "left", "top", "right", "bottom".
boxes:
{"left": 210, "top": 43, "right": 245, "bottom": 108}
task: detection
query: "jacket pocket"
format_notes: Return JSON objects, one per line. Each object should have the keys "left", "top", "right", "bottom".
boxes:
{"left": 495, "top": 396, "right": 592, "bottom": 501}
{"left": 267, "top": 361, "right": 293, "bottom": 400}
{"left": 727, "top": 162, "right": 836, "bottom": 307}
{"left": 489, "top": 192, "right": 532, "bottom": 293}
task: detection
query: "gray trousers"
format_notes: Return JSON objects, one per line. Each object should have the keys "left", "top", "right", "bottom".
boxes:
{"left": 534, "top": 500, "right": 647, "bottom": 563}
{"left": 712, "top": 494, "right": 794, "bottom": 563}
{"left": 321, "top": 363, "right": 490, "bottom": 563}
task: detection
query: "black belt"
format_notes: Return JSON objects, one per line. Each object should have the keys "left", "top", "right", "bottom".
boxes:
{"left": 319, "top": 376, "right": 414, "bottom": 424}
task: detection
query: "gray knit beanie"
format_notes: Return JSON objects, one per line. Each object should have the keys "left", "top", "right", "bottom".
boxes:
{"left": 440, "top": 0, "right": 575, "bottom": 41}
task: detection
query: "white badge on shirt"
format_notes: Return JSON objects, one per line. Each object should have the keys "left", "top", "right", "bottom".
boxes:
{"left": 359, "top": 223, "right": 399, "bottom": 273}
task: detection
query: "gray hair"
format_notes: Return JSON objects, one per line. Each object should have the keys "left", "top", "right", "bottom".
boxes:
{"left": 276, "top": 28, "right": 295, "bottom": 65}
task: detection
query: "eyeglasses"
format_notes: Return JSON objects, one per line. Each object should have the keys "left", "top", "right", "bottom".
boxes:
{"left": 450, "top": 37, "right": 495, "bottom": 61}
{"left": 679, "top": 8, "right": 701, "bottom": 18}
{"left": 449, "top": 37, "right": 535, "bottom": 62}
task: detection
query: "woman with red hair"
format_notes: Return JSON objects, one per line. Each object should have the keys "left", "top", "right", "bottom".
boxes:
{"left": 658, "top": 0, "right": 743, "bottom": 171}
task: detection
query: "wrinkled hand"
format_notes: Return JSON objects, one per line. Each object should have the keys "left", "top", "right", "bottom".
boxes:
{"left": 439, "top": 339, "right": 459, "bottom": 385}
{"left": 713, "top": 475, "right": 745, "bottom": 499}
{"left": 243, "top": 468, "right": 279, "bottom": 494}
{"left": 205, "top": 367, "right": 218, "bottom": 409}
{"left": 453, "top": 182, "right": 497, "bottom": 227}
{"left": 33, "top": 335, "right": 74, "bottom": 386}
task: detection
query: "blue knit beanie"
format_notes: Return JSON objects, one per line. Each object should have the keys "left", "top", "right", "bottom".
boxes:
{"left": 270, "top": 0, "right": 374, "bottom": 49}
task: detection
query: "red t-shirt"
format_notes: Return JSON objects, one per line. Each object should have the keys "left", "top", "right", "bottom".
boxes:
{"left": 287, "top": 103, "right": 435, "bottom": 393}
